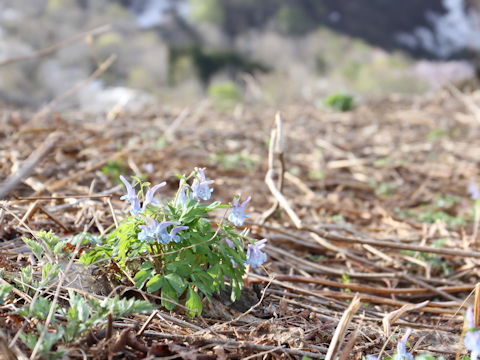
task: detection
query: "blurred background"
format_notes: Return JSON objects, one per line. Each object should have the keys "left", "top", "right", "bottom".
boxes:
{"left": 1, "top": 0, "right": 480, "bottom": 112}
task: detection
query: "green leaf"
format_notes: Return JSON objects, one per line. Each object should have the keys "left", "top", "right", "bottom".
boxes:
{"left": 161, "top": 282, "right": 178, "bottom": 310}
{"left": 139, "top": 261, "right": 154, "bottom": 271}
{"left": 19, "top": 332, "right": 38, "bottom": 351}
{"left": 28, "top": 297, "right": 55, "bottom": 320}
{"left": 68, "top": 291, "right": 91, "bottom": 323}
{"left": 205, "top": 201, "right": 228, "bottom": 211}
{"left": 186, "top": 287, "right": 202, "bottom": 317}
{"left": 146, "top": 274, "right": 164, "bottom": 293}
{"left": 165, "top": 259, "right": 191, "bottom": 278}
{"left": 22, "top": 237, "right": 44, "bottom": 261}
{"left": 0, "top": 283, "right": 12, "bottom": 305}
{"left": 53, "top": 241, "right": 68, "bottom": 255}
{"left": 165, "top": 273, "right": 187, "bottom": 296}
{"left": 231, "top": 278, "right": 242, "bottom": 302}
{"left": 40, "top": 263, "right": 60, "bottom": 286}
{"left": 36, "top": 231, "right": 61, "bottom": 253}
{"left": 414, "top": 355, "right": 436, "bottom": 360}
{"left": 133, "top": 268, "right": 156, "bottom": 289}
{"left": 192, "top": 280, "right": 212, "bottom": 300}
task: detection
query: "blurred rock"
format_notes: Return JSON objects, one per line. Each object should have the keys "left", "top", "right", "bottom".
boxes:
{"left": 414, "top": 60, "right": 476, "bottom": 88}
{"left": 77, "top": 80, "right": 154, "bottom": 113}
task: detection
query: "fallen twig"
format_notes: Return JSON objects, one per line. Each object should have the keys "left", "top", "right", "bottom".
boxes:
{"left": 325, "top": 294, "right": 361, "bottom": 360}
{"left": 0, "top": 132, "right": 61, "bottom": 199}
{"left": 0, "top": 24, "right": 111, "bottom": 67}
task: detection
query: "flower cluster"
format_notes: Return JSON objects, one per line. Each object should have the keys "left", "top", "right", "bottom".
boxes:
{"left": 119, "top": 168, "right": 267, "bottom": 268}
{"left": 119, "top": 175, "right": 166, "bottom": 216}
{"left": 138, "top": 218, "right": 188, "bottom": 245}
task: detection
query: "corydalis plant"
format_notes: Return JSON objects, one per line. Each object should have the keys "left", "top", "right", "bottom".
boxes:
{"left": 81, "top": 168, "right": 267, "bottom": 316}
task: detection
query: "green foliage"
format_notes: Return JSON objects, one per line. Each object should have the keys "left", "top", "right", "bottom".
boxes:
{"left": 308, "top": 169, "right": 325, "bottom": 180}
{"left": 375, "top": 182, "right": 397, "bottom": 196}
{"left": 22, "top": 230, "right": 95, "bottom": 260}
{"left": 418, "top": 194, "right": 463, "bottom": 227}
{"left": 341, "top": 273, "right": 351, "bottom": 293}
{"left": 80, "top": 170, "right": 256, "bottom": 316}
{"left": 19, "top": 323, "right": 65, "bottom": 359}
{"left": 101, "top": 160, "right": 127, "bottom": 183}
{"left": 9, "top": 229, "right": 155, "bottom": 357}
{"left": 209, "top": 151, "right": 259, "bottom": 170}
{"left": 207, "top": 81, "right": 242, "bottom": 110}
{"left": 61, "top": 291, "right": 154, "bottom": 342}
{"left": 394, "top": 193, "right": 464, "bottom": 228}
{"left": 425, "top": 129, "right": 450, "bottom": 141}
{"left": 0, "top": 283, "right": 12, "bottom": 305}
{"left": 15, "top": 290, "right": 153, "bottom": 357}
{"left": 330, "top": 214, "right": 346, "bottom": 225}
{"left": 15, "top": 262, "right": 61, "bottom": 296}
{"left": 188, "top": 0, "right": 224, "bottom": 25}
{"left": 22, "top": 237, "right": 44, "bottom": 261}
{"left": 401, "top": 238, "right": 453, "bottom": 276}
{"left": 324, "top": 93, "right": 355, "bottom": 111}
{"left": 417, "top": 209, "right": 464, "bottom": 227}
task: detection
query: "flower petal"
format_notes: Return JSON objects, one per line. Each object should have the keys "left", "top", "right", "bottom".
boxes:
{"left": 143, "top": 181, "right": 167, "bottom": 209}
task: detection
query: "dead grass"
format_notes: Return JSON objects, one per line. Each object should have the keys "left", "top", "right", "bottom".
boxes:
{"left": 1, "top": 88, "right": 480, "bottom": 359}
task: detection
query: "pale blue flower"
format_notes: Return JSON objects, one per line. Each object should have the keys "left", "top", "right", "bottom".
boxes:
{"left": 138, "top": 217, "right": 159, "bottom": 243}
{"left": 119, "top": 175, "right": 141, "bottom": 216}
{"left": 138, "top": 219, "right": 188, "bottom": 245}
{"left": 119, "top": 175, "right": 166, "bottom": 216}
{"left": 228, "top": 195, "right": 251, "bottom": 226}
{"left": 169, "top": 225, "right": 189, "bottom": 243}
{"left": 465, "top": 307, "right": 480, "bottom": 360}
{"left": 393, "top": 328, "right": 413, "bottom": 360}
{"left": 192, "top": 168, "right": 214, "bottom": 200}
{"left": 246, "top": 239, "right": 267, "bottom": 268}
{"left": 176, "top": 179, "right": 192, "bottom": 208}
{"left": 156, "top": 221, "right": 181, "bottom": 244}
{"left": 225, "top": 238, "right": 235, "bottom": 248}
{"left": 366, "top": 356, "right": 378, "bottom": 360}
{"left": 469, "top": 180, "right": 480, "bottom": 201}
{"left": 143, "top": 181, "right": 166, "bottom": 210}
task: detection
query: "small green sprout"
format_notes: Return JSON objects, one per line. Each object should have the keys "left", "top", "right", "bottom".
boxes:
{"left": 324, "top": 93, "right": 355, "bottom": 111}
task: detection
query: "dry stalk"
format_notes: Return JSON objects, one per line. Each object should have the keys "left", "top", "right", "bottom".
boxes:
{"left": 325, "top": 293, "right": 361, "bottom": 360}
{"left": 141, "top": 331, "right": 327, "bottom": 358}
{"left": 306, "top": 226, "right": 480, "bottom": 260}
{"left": 475, "top": 283, "right": 480, "bottom": 328}
{"left": 0, "top": 24, "right": 111, "bottom": 67}
{"left": 27, "top": 54, "right": 117, "bottom": 125}
{"left": 0, "top": 132, "right": 62, "bottom": 199}
{"left": 261, "top": 112, "right": 303, "bottom": 228}
{"left": 382, "top": 301, "right": 429, "bottom": 337}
